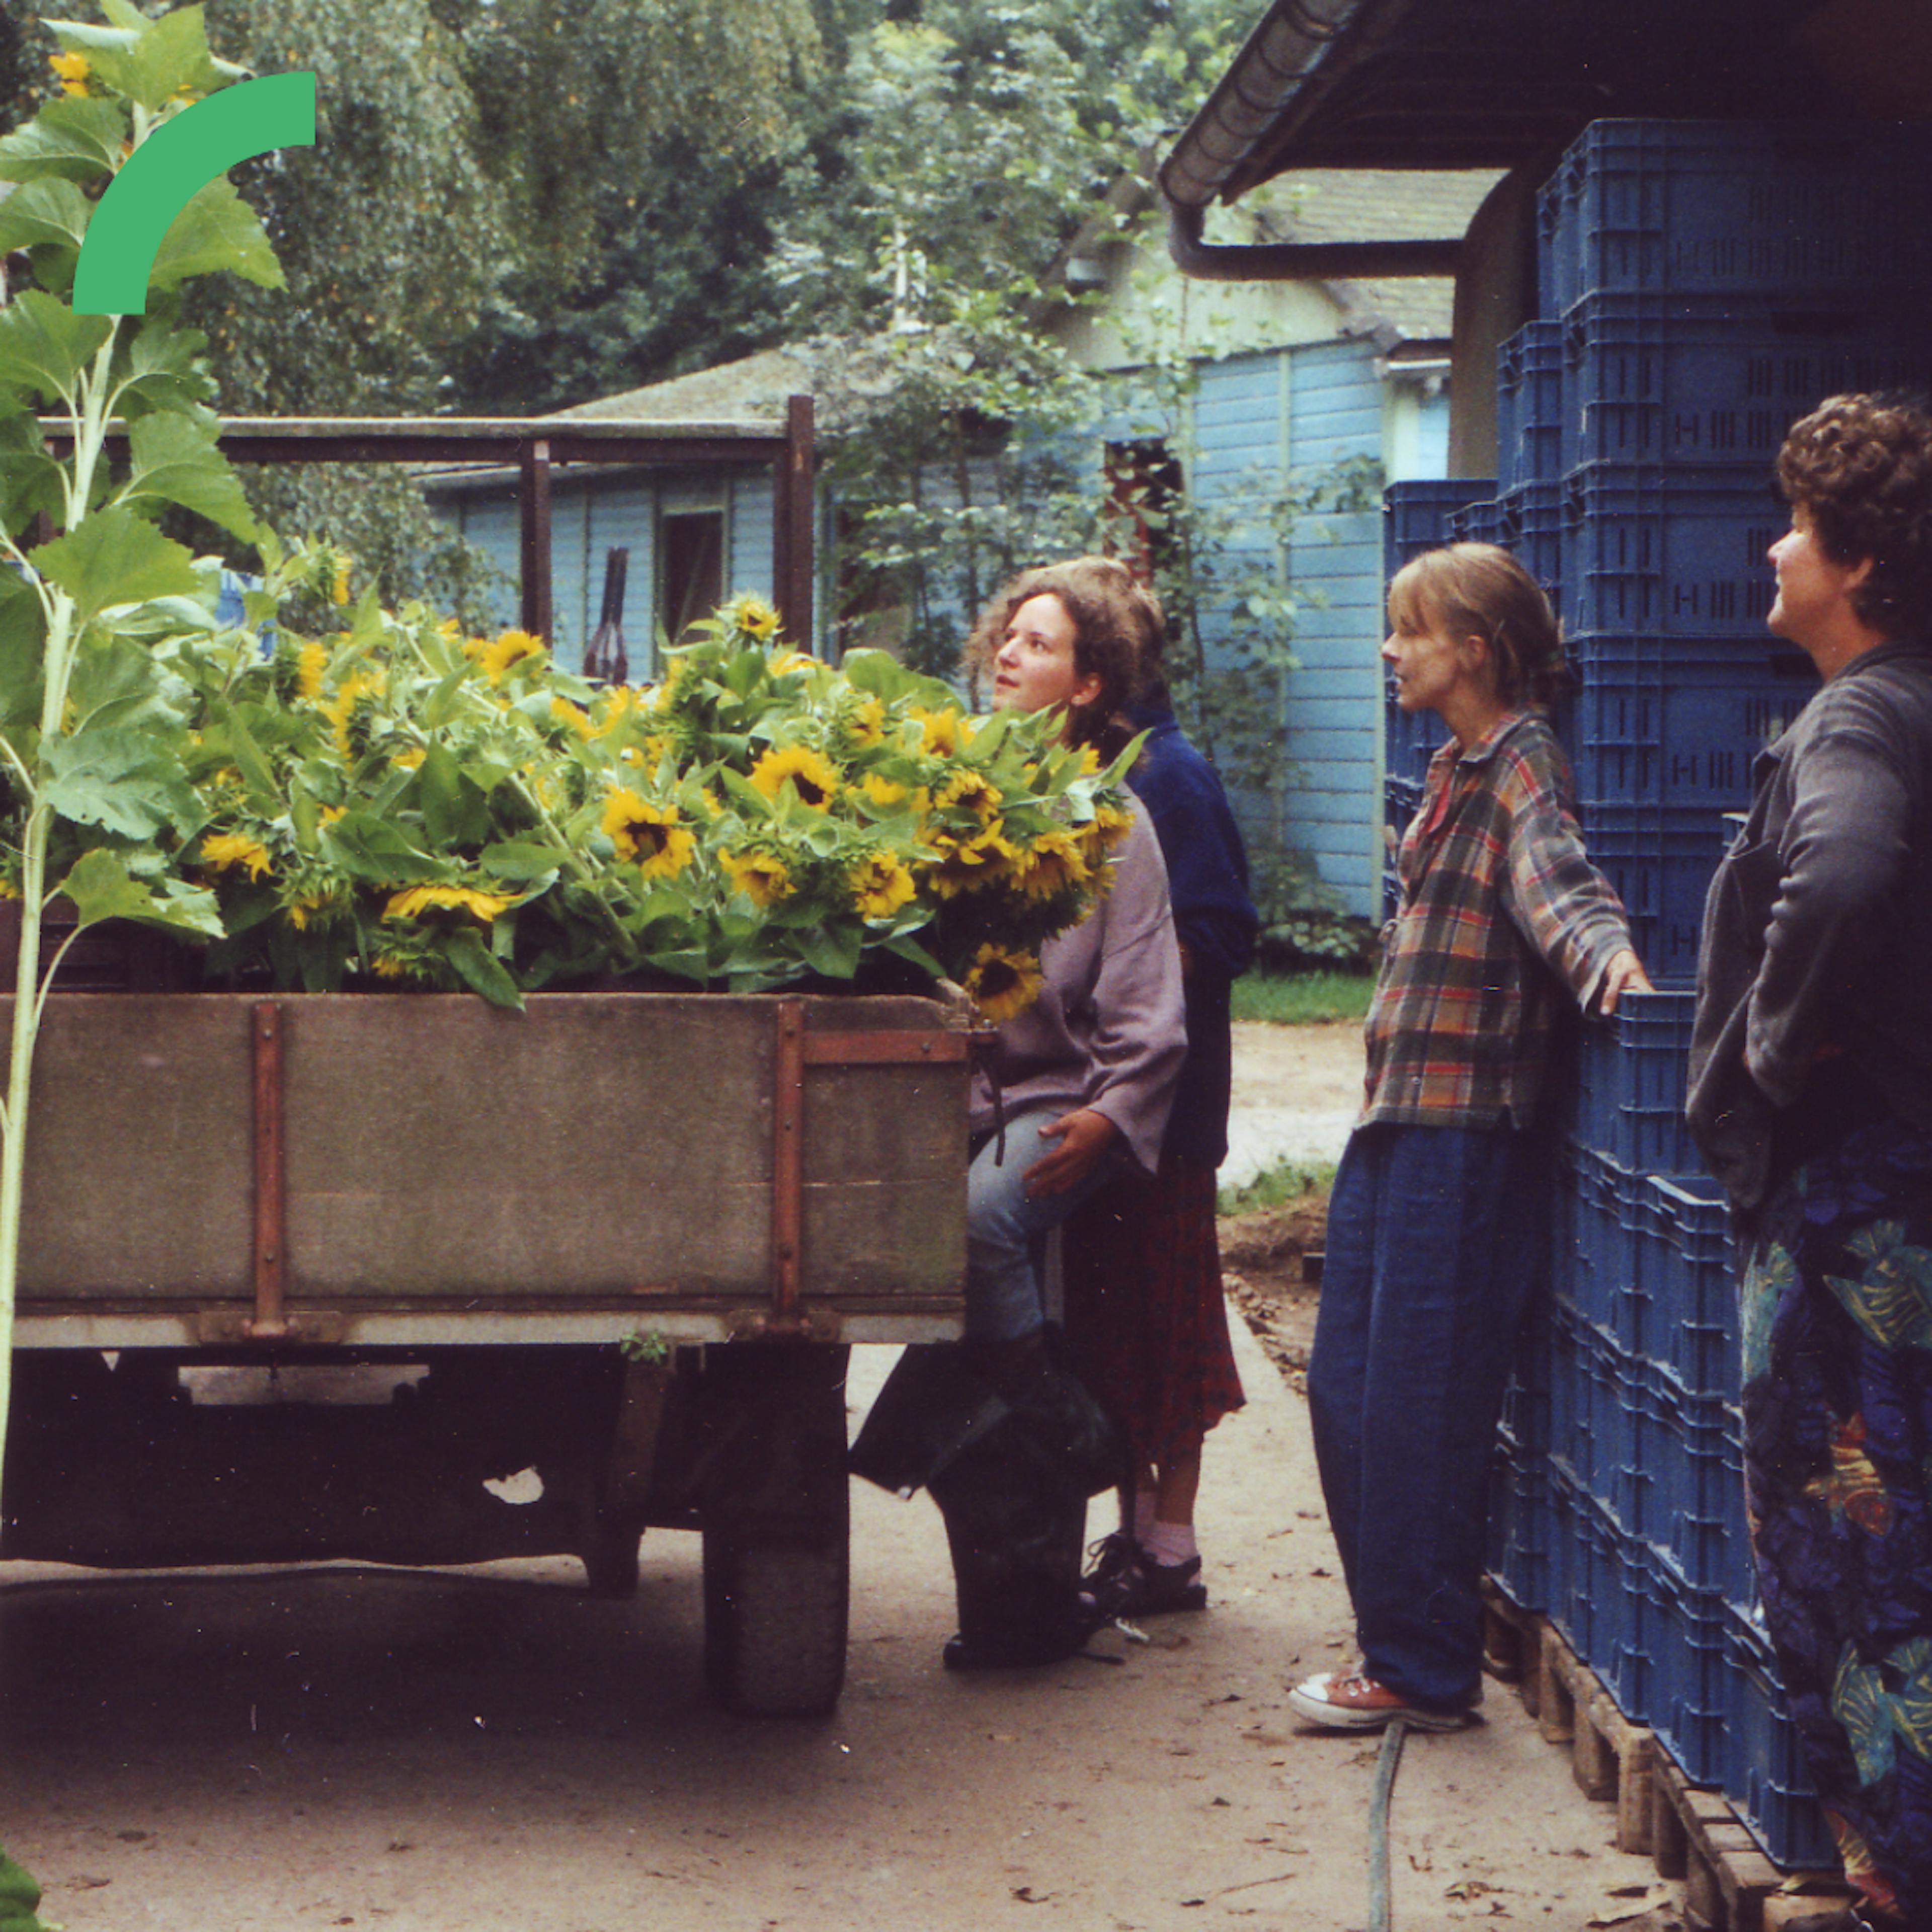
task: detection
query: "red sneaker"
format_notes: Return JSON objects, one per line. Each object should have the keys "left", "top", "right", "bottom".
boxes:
{"left": 1286, "top": 1670, "right": 1473, "bottom": 1732}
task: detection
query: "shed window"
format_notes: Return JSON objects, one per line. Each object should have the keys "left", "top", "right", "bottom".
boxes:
{"left": 660, "top": 510, "right": 724, "bottom": 644}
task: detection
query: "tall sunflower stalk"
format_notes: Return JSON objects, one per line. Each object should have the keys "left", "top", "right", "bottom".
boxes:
{"left": 0, "top": 2, "right": 281, "bottom": 1505}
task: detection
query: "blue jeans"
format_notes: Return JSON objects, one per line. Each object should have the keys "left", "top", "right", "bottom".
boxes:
{"left": 1307, "top": 1121, "right": 1547, "bottom": 1711}
{"left": 965, "top": 1110, "right": 1119, "bottom": 1343}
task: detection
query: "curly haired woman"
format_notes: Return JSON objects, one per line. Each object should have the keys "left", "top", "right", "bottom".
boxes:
{"left": 1691, "top": 393, "right": 1932, "bottom": 1931}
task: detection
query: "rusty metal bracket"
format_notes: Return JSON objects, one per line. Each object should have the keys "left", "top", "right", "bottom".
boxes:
{"left": 248, "top": 999, "right": 289, "bottom": 1340}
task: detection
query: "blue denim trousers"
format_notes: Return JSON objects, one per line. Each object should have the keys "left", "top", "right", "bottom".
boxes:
{"left": 966, "top": 1111, "right": 1120, "bottom": 1342}
{"left": 1307, "top": 1120, "right": 1547, "bottom": 1711}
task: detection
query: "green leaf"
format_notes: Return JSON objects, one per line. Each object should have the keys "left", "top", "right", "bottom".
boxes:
{"left": 208, "top": 695, "right": 279, "bottom": 805}
{"left": 65, "top": 627, "right": 176, "bottom": 731}
{"left": 884, "top": 931, "right": 947, "bottom": 980}
{"left": 41, "top": 721, "right": 203, "bottom": 841}
{"left": 112, "top": 315, "right": 218, "bottom": 416}
{"left": 0, "top": 571, "right": 46, "bottom": 733}
{"left": 116, "top": 411, "right": 257, "bottom": 540}
{"left": 793, "top": 917, "right": 863, "bottom": 981}
{"left": 0, "top": 288, "right": 111, "bottom": 406}
{"left": 0, "top": 95, "right": 127, "bottom": 185}
{"left": 416, "top": 741, "right": 493, "bottom": 849}
{"left": 443, "top": 926, "right": 525, "bottom": 1010}
{"left": 318, "top": 811, "right": 442, "bottom": 886}
{"left": 31, "top": 508, "right": 199, "bottom": 625}
{"left": 54, "top": 7, "right": 231, "bottom": 113}
{"left": 0, "top": 414, "right": 65, "bottom": 538}
{"left": 477, "top": 840, "right": 566, "bottom": 884}
{"left": 149, "top": 176, "right": 284, "bottom": 293}
{"left": 60, "top": 846, "right": 222, "bottom": 937}
{"left": 0, "top": 177, "right": 91, "bottom": 257}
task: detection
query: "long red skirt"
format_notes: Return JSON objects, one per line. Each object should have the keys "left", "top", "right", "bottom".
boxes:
{"left": 1061, "top": 1155, "right": 1246, "bottom": 1471}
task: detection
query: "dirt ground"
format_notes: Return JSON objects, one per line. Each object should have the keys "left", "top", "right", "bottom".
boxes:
{"left": 0, "top": 1021, "right": 1691, "bottom": 1932}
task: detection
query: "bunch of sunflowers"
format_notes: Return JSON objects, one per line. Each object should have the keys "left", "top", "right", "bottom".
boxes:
{"left": 132, "top": 547, "right": 1136, "bottom": 1017}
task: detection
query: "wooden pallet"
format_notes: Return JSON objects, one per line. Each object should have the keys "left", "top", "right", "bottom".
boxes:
{"left": 1650, "top": 1756, "right": 1851, "bottom": 1932}
{"left": 1480, "top": 1585, "right": 1857, "bottom": 1931}
{"left": 1537, "top": 1620, "right": 1657, "bottom": 1854}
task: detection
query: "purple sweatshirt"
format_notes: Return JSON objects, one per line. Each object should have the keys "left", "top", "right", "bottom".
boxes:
{"left": 968, "top": 798, "right": 1186, "bottom": 1174}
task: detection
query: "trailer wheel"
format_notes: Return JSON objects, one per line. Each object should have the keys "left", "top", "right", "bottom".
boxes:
{"left": 697, "top": 1342, "right": 850, "bottom": 1718}
{"left": 702, "top": 1514, "right": 848, "bottom": 1717}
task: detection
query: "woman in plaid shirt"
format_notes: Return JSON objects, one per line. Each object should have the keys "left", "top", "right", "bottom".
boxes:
{"left": 1289, "top": 543, "right": 1649, "bottom": 1732}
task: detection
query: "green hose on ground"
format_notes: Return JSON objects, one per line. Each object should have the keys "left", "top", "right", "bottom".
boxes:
{"left": 1368, "top": 1718, "right": 1409, "bottom": 1932}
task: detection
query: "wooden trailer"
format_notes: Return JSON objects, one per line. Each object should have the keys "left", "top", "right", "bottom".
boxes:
{"left": 1, "top": 984, "right": 974, "bottom": 1717}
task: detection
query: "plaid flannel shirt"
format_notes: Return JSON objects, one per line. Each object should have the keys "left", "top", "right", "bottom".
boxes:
{"left": 1362, "top": 710, "right": 1634, "bottom": 1130}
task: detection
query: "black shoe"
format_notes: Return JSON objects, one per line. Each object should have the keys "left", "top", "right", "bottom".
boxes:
{"left": 941, "top": 1617, "right": 1098, "bottom": 1671}
{"left": 1081, "top": 1545, "right": 1209, "bottom": 1619}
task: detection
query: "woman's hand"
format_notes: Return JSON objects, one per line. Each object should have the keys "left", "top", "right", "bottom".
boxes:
{"left": 1023, "top": 1107, "right": 1120, "bottom": 1197}
{"left": 1598, "top": 947, "right": 1654, "bottom": 1016}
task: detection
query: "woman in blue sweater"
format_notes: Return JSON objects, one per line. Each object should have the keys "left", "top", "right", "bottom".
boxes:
{"left": 1064, "top": 570, "right": 1257, "bottom": 1619}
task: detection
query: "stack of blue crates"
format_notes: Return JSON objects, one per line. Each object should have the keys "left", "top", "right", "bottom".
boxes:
{"left": 1457, "top": 117, "right": 1932, "bottom": 1874}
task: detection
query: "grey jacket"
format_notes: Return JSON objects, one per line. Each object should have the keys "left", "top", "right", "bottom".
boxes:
{"left": 969, "top": 798, "right": 1185, "bottom": 1174}
{"left": 1687, "top": 636, "right": 1932, "bottom": 1213}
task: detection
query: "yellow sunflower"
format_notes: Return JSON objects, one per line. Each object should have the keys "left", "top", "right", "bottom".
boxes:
{"left": 911, "top": 704, "right": 972, "bottom": 757}
{"left": 551, "top": 695, "right": 594, "bottom": 739}
{"left": 49, "top": 49, "right": 91, "bottom": 95}
{"left": 843, "top": 693, "right": 887, "bottom": 747}
{"left": 198, "top": 831, "right": 273, "bottom": 880}
{"left": 472, "top": 628, "right": 546, "bottom": 685}
{"left": 726, "top": 594, "right": 781, "bottom": 640}
{"left": 589, "top": 685, "right": 636, "bottom": 737}
{"left": 849, "top": 852, "right": 917, "bottom": 920}
{"left": 750, "top": 743, "right": 841, "bottom": 810}
{"left": 925, "top": 824, "right": 1021, "bottom": 898}
{"left": 319, "top": 669, "right": 384, "bottom": 758}
{"left": 295, "top": 639, "right": 330, "bottom": 700}
{"left": 936, "top": 768, "right": 1003, "bottom": 821}
{"left": 601, "top": 789, "right": 697, "bottom": 880}
{"left": 963, "top": 943, "right": 1044, "bottom": 1023}
{"left": 1079, "top": 801, "right": 1136, "bottom": 861}
{"left": 383, "top": 883, "right": 517, "bottom": 924}
{"left": 1014, "top": 827, "right": 1091, "bottom": 902}
{"left": 719, "top": 849, "right": 793, "bottom": 908}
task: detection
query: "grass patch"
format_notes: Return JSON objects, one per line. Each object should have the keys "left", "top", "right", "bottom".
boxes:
{"left": 1232, "top": 969, "right": 1374, "bottom": 1026}
{"left": 1218, "top": 1156, "right": 1338, "bottom": 1218}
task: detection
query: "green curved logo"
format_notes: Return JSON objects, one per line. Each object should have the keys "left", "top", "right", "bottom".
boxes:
{"left": 73, "top": 70, "right": 316, "bottom": 316}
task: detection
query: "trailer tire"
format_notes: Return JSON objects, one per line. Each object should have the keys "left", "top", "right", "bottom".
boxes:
{"left": 696, "top": 1341, "right": 851, "bottom": 1718}
{"left": 702, "top": 1517, "right": 849, "bottom": 1718}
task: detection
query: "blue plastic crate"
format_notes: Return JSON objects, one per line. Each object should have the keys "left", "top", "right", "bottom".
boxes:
{"left": 1496, "top": 321, "right": 1565, "bottom": 487}
{"left": 1648, "top": 1551, "right": 1735, "bottom": 1786}
{"left": 1553, "top": 1297, "right": 1651, "bottom": 1510}
{"left": 1725, "top": 1606, "right": 1840, "bottom": 1871}
{"left": 1550, "top": 1467, "right": 1659, "bottom": 1722}
{"left": 1573, "top": 799, "right": 1735, "bottom": 986}
{"left": 1564, "top": 289, "right": 1932, "bottom": 470}
{"left": 1446, "top": 494, "right": 1505, "bottom": 546}
{"left": 1487, "top": 1423, "right": 1558, "bottom": 1614}
{"left": 1571, "top": 987, "right": 1702, "bottom": 1175}
{"left": 1564, "top": 632, "right": 1817, "bottom": 816}
{"left": 1559, "top": 1148, "right": 1650, "bottom": 1357}
{"left": 1536, "top": 119, "right": 1932, "bottom": 315}
{"left": 1640, "top": 1173, "right": 1741, "bottom": 1402}
{"left": 1497, "top": 478, "right": 1563, "bottom": 609}
{"left": 1645, "top": 1366, "right": 1750, "bottom": 1598}
{"left": 1562, "top": 464, "right": 1786, "bottom": 640}
{"left": 1384, "top": 478, "right": 1496, "bottom": 579}
{"left": 1501, "top": 1293, "right": 1555, "bottom": 1457}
